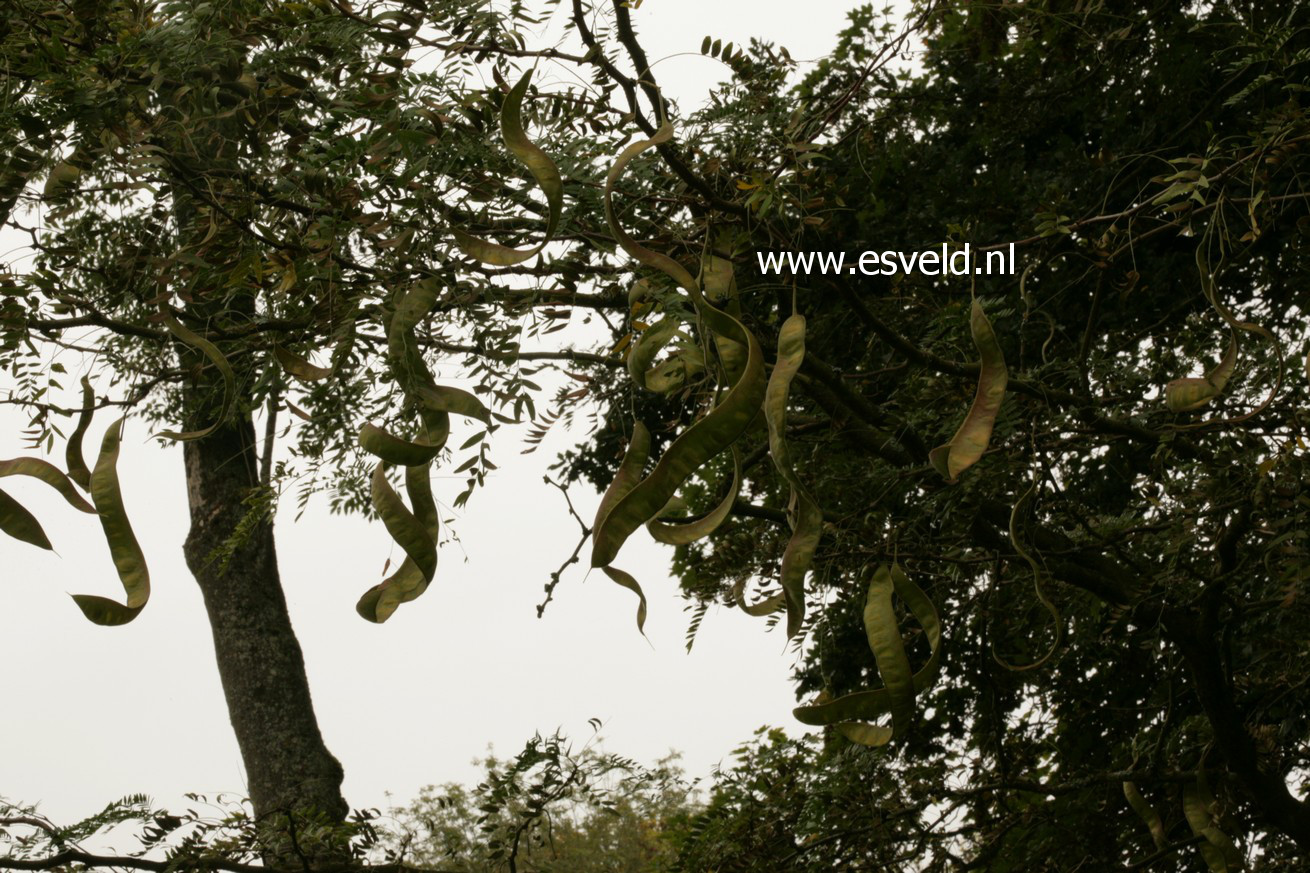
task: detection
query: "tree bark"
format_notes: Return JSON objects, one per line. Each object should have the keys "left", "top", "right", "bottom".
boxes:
{"left": 159, "top": 43, "right": 349, "bottom": 829}
{"left": 179, "top": 409, "right": 348, "bottom": 825}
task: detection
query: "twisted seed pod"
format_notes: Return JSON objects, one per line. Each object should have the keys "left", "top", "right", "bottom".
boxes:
{"left": 929, "top": 298, "right": 1007, "bottom": 482}
{"left": 793, "top": 564, "right": 942, "bottom": 747}
{"left": 73, "top": 418, "right": 150, "bottom": 625}
{"left": 1123, "top": 782, "right": 1168, "bottom": 852}
{"left": 764, "top": 313, "right": 822, "bottom": 639}
{"left": 354, "top": 280, "right": 487, "bottom": 621}
{"left": 155, "top": 313, "right": 235, "bottom": 442}
{"left": 65, "top": 375, "right": 95, "bottom": 490}
{"left": 1165, "top": 246, "right": 1283, "bottom": 425}
{"left": 590, "top": 122, "right": 765, "bottom": 581}
{"left": 645, "top": 449, "right": 741, "bottom": 546}
{"left": 452, "top": 71, "right": 563, "bottom": 266}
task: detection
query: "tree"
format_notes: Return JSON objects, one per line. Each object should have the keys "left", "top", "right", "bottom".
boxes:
{"left": 3, "top": 0, "right": 1310, "bottom": 870}
{"left": 659, "top": 729, "right": 897, "bottom": 871}
{"left": 0, "top": 0, "right": 639, "bottom": 848}
{"left": 387, "top": 733, "right": 692, "bottom": 873}
{"left": 559, "top": 0, "right": 1310, "bottom": 869}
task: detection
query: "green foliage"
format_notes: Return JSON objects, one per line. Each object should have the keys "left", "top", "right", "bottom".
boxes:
{"left": 386, "top": 733, "right": 693, "bottom": 873}
{"left": 661, "top": 729, "right": 923, "bottom": 872}
{"left": 202, "top": 482, "right": 278, "bottom": 576}
{"left": 563, "top": 0, "right": 1310, "bottom": 868}
{"left": 0, "top": 793, "right": 377, "bottom": 870}
{"left": 4, "top": 0, "right": 1310, "bottom": 868}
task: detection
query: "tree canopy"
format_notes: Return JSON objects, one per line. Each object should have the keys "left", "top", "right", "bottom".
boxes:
{"left": 3, "top": 0, "right": 1310, "bottom": 870}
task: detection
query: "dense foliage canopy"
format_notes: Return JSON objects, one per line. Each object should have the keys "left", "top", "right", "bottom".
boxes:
{"left": 3, "top": 0, "right": 1310, "bottom": 870}
{"left": 562, "top": 3, "right": 1310, "bottom": 869}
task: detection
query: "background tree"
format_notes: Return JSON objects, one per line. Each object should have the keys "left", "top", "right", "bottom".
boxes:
{"left": 388, "top": 733, "right": 691, "bottom": 873}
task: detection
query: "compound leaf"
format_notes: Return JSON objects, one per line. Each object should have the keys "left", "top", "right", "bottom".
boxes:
{"left": 646, "top": 449, "right": 740, "bottom": 546}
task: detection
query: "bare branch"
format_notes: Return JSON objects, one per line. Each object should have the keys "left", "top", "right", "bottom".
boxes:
{"left": 536, "top": 477, "right": 592, "bottom": 619}
{"left": 0, "top": 854, "right": 465, "bottom": 873}
{"left": 569, "top": 0, "right": 744, "bottom": 216}
{"left": 29, "top": 313, "right": 166, "bottom": 342}
{"left": 0, "top": 850, "right": 264, "bottom": 873}
{"left": 425, "top": 341, "right": 620, "bottom": 368}
{"left": 0, "top": 816, "right": 58, "bottom": 836}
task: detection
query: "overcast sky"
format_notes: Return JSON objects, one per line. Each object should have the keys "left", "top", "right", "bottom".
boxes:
{"left": 1, "top": 0, "right": 868, "bottom": 829}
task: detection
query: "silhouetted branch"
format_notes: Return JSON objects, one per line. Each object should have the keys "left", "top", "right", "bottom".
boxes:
{"left": 536, "top": 476, "right": 592, "bottom": 619}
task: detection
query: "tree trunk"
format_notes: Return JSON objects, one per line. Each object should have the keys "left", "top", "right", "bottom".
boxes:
{"left": 180, "top": 408, "right": 349, "bottom": 826}
{"left": 160, "top": 46, "right": 349, "bottom": 830}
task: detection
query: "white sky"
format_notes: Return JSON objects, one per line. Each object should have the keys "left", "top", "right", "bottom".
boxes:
{"left": 1, "top": 0, "right": 867, "bottom": 829}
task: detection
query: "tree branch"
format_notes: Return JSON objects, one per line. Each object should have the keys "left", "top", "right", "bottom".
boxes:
{"left": 0, "top": 851, "right": 264, "bottom": 873}
{"left": 833, "top": 283, "right": 1165, "bottom": 444}
{"left": 1125, "top": 834, "right": 1206, "bottom": 871}
{"left": 569, "top": 0, "right": 744, "bottom": 216}
{"left": 0, "top": 817, "right": 57, "bottom": 836}
{"left": 972, "top": 498, "right": 1147, "bottom": 606}
{"left": 29, "top": 313, "right": 166, "bottom": 341}
{"left": 801, "top": 374, "right": 916, "bottom": 467}
{"left": 730, "top": 499, "right": 788, "bottom": 526}
{"left": 1165, "top": 607, "right": 1310, "bottom": 850}
{"left": 800, "top": 353, "right": 926, "bottom": 462}
{"left": 425, "top": 341, "right": 620, "bottom": 368}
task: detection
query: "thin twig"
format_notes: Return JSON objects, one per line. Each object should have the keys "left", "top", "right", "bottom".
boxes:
{"left": 536, "top": 476, "right": 592, "bottom": 619}
{"left": 1125, "top": 834, "right": 1206, "bottom": 870}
